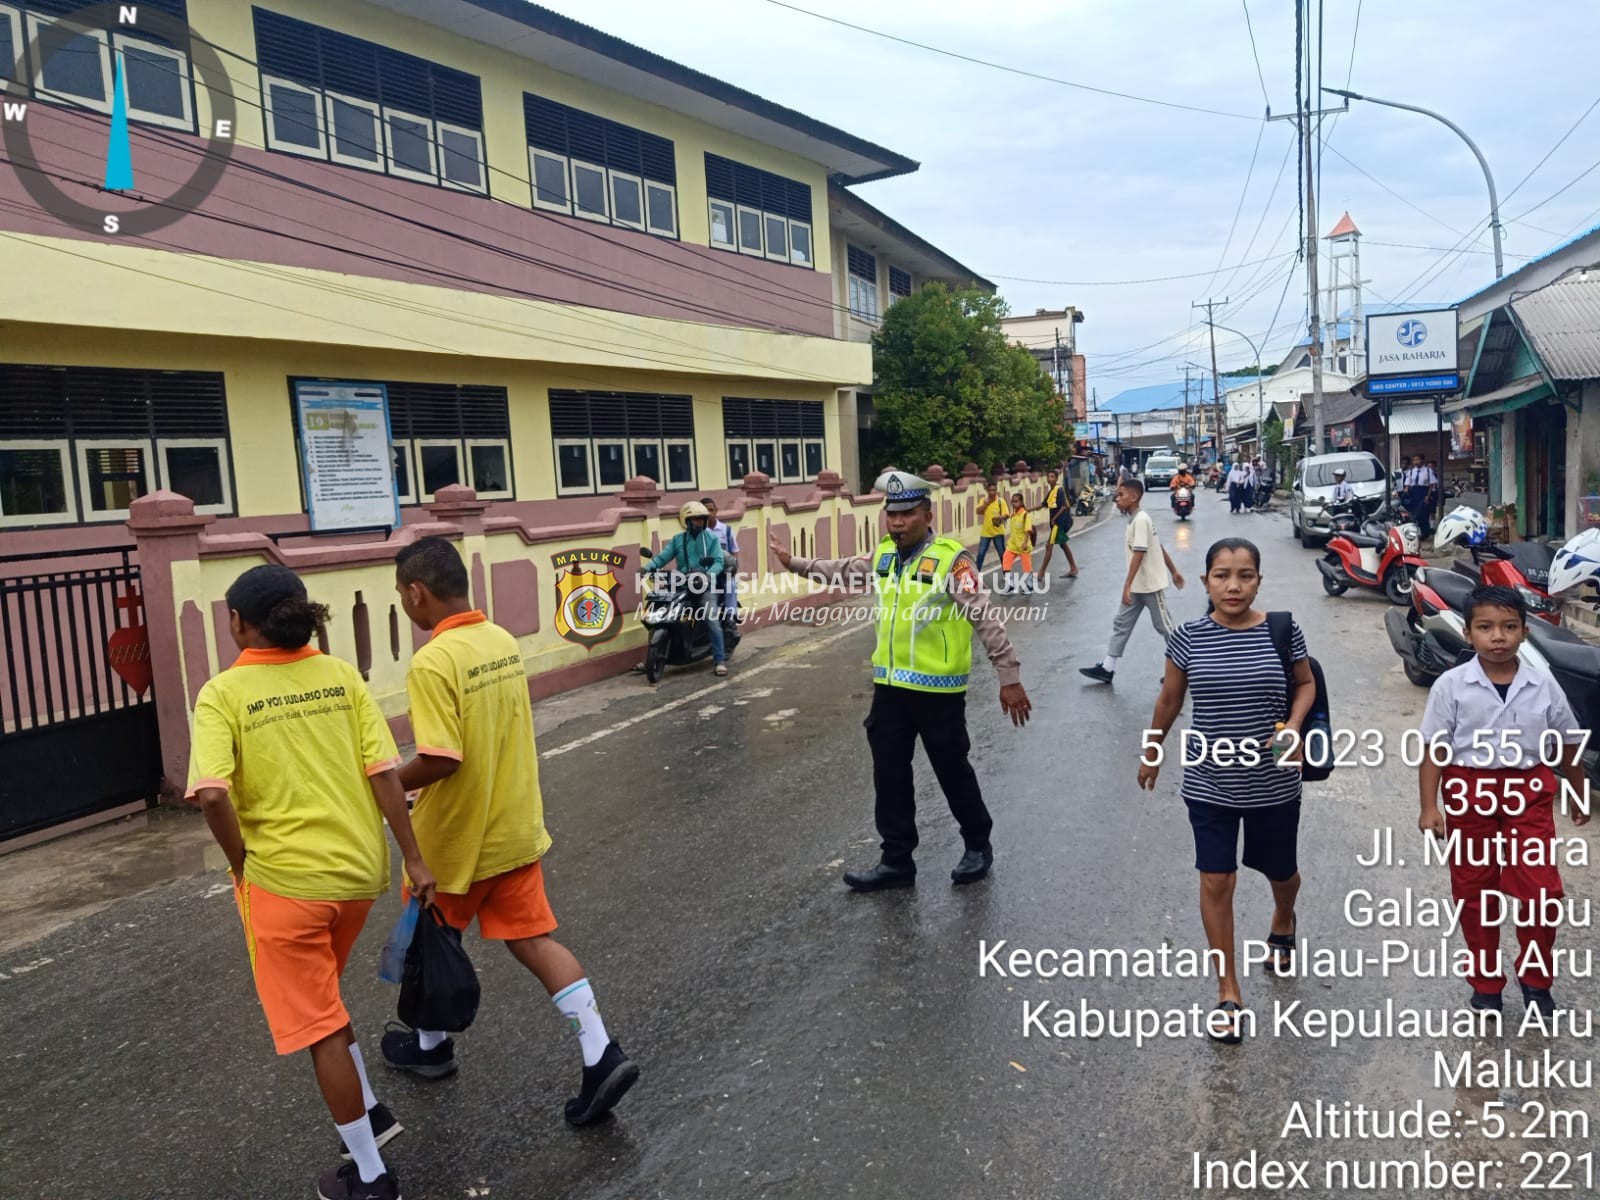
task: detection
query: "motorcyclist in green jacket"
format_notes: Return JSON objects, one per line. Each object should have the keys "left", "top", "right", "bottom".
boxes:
{"left": 643, "top": 501, "right": 728, "bottom": 675}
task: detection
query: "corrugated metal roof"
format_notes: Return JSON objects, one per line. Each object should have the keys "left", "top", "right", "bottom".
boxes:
{"left": 1100, "top": 376, "right": 1255, "bottom": 414}
{"left": 1510, "top": 271, "right": 1600, "bottom": 380}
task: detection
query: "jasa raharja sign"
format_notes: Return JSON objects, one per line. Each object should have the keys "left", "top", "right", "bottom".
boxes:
{"left": 1365, "top": 310, "right": 1461, "bottom": 395}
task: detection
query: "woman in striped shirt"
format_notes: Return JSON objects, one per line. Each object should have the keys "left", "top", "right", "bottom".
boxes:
{"left": 1137, "top": 537, "right": 1316, "bottom": 1043}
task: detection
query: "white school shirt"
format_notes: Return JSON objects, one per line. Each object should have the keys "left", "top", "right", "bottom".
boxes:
{"left": 1331, "top": 481, "right": 1355, "bottom": 503}
{"left": 1403, "top": 466, "right": 1438, "bottom": 489}
{"left": 1125, "top": 509, "right": 1170, "bottom": 593}
{"left": 1226, "top": 465, "right": 1251, "bottom": 486}
{"left": 1417, "top": 656, "right": 1582, "bottom": 768}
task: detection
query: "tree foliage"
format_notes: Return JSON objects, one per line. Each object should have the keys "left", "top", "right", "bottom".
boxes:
{"left": 869, "top": 284, "right": 1073, "bottom": 475}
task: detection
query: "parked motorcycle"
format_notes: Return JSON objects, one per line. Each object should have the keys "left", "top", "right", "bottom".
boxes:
{"left": 1384, "top": 566, "right": 1548, "bottom": 687}
{"left": 1170, "top": 486, "right": 1194, "bottom": 521}
{"left": 1434, "top": 505, "right": 1561, "bottom": 625}
{"left": 637, "top": 555, "right": 739, "bottom": 683}
{"left": 1075, "top": 483, "right": 1098, "bottom": 516}
{"left": 1318, "top": 502, "right": 1424, "bottom": 605}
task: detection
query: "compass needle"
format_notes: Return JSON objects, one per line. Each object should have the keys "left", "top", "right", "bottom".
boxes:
{"left": 105, "top": 48, "right": 133, "bottom": 192}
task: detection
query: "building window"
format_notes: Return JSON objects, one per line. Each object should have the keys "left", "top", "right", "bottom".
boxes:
{"left": 366, "top": 381, "right": 512, "bottom": 504}
{"left": 253, "top": 9, "right": 486, "bottom": 192}
{"left": 704, "top": 153, "right": 813, "bottom": 268}
{"left": 0, "top": 6, "right": 21, "bottom": 93}
{"left": 113, "top": 32, "right": 194, "bottom": 130}
{"left": 29, "top": 14, "right": 111, "bottom": 113}
{"left": 722, "top": 398, "right": 824, "bottom": 485}
{"left": 524, "top": 93, "right": 678, "bottom": 239}
{"left": 848, "top": 246, "right": 878, "bottom": 322}
{"left": 549, "top": 390, "right": 696, "bottom": 495}
{"left": 888, "top": 266, "right": 912, "bottom": 305}
{"left": 0, "top": 364, "right": 233, "bottom": 526}
{"left": 11, "top": 1, "right": 198, "bottom": 124}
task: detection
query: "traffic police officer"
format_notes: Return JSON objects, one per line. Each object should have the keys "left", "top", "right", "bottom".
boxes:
{"left": 768, "top": 470, "right": 1032, "bottom": 892}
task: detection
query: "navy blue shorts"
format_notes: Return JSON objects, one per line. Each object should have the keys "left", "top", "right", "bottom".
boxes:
{"left": 1186, "top": 798, "right": 1301, "bottom": 880}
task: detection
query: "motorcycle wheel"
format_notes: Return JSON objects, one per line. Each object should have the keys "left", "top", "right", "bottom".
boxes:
{"left": 1384, "top": 566, "right": 1414, "bottom": 606}
{"left": 1402, "top": 658, "right": 1436, "bottom": 688}
{"left": 1321, "top": 571, "right": 1347, "bottom": 597}
{"left": 644, "top": 632, "right": 670, "bottom": 683}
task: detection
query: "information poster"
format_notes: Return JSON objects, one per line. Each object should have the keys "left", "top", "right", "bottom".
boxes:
{"left": 294, "top": 381, "right": 401, "bottom": 532}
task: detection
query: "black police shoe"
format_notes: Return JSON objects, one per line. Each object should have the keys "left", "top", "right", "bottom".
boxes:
{"left": 951, "top": 847, "right": 993, "bottom": 885}
{"left": 842, "top": 862, "right": 916, "bottom": 892}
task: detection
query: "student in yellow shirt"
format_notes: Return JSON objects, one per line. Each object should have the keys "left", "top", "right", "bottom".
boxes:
{"left": 999, "top": 491, "right": 1036, "bottom": 593}
{"left": 975, "top": 480, "right": 1010, "bottom": 570}
{"left": 188, "top": 565, "right": 436, "bottom": 1200}
{"left": 382, "top": 537, "right": 639, "bottom": 1127}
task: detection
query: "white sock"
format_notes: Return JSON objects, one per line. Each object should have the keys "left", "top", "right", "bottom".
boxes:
{"left": 553, "top": 978, "right": 610, "bottom": 1068}
{"left": 336, "top": 1114, "right": 386, "bottom": 1184}
{"left": 348, "top": 1042, "right": 378, "bottom": 1111}
{"left": 1103, "top": 655, "right": 1120, "bottom": 672}
{"left": 417, "top": 1029, "right": 448, "bottom": 1052}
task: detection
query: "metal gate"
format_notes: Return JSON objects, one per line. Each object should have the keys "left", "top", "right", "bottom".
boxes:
{"left": 0, "top": 547, "right": 161, "bottom": 841}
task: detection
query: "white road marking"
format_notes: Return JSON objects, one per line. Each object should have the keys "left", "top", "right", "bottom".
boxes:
{"left": 696, "top": 704, "right": 726, "bottom": 719}
{"left": 541, "top": 624, "right": 861, "bottom": 759}
{"left": 763, "top": 708, "right": 800, "bottom": 723}
{"left": 740, "top": 686, "right": 776, "bottom": 699}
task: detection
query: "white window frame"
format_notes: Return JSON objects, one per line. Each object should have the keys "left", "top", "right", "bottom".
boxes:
{"left": 708, "top": 199, "right": 736, "bottom": 251}
{"left": 789, "top": 219, "right": 813, "bottom": 267}
{"left": 779, "top": 439, "right": 803, "bottom": 483}
{"left": 570, "top": 159, "right": 610, "bottom": 222}
{"left": 465, "top": 437, "right": 513, "bottom": 500}
{"left": 608, "top": 169, "right": 645, "bottom": 231}
{"left": 383, "top": 107, "right": 437, "bottom": 183}
{"left": 763, "top": 213, "right": 789, "bottom": 264}
{"left": 803, "top": 438, "right": 826, "bottom": 478}
{"left": 752, "top": 439, "right": 777, "bottom": 478}
{"left": 593, "top": 438, "right": 629, "bottom": 490}
{"left": 0, "top": 5, "right": 23, "bottom": 94}
{"left": 437, "top": 120, "right": 487, "bottom": 195}
{"left": 324, "top": 91, "right": 382, "bottom": 171}
{"left": 29, "top": 15, "right": 111, "bottom": 114}
{"left": 553, "top": 438, "right": 595, "bottom": 497}
{"left": 414, "top": 438, "right": 463, "bottom": 501}
{"left": 391, "top": 440, "right": 417, "bottom": 506}
{"left": 262, "top": 74, "right": 325, "bottom": 157}
{"left": 725, "top": 439, "right": 751, "bottom": 484}
{"left": 644, "top": 180, "right": 677, "bottom": 238}
{"left": 112, "top": 33, "right": 193, "bottom": 131}
{"left": 530, "top": 148, "right": 571, "bottom": 213}
{"left": 0, "top": 440, "right": 77, "bottom": 528}
{"left": 848, "top": 274, "right": 879, "bottom": 324}
{"left": 156, "top": 437, "right": 232, "bottom": 516}
{"left": 663, "top": 437, "right": 696, "bottom": 488}
{"left": 628, "top": 437, "right": 664, "bottom": 485}
{"left": 736, "top": 204, "right": 764, "bottom": 257}
{"left": 75, "top": 437, "right": 153, "bottom": 522}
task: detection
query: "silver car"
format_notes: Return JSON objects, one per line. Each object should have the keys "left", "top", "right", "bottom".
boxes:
{"left": 1143, "top": 454, "right": 1180, "bottom": 489}
{"left": 1289, "top": 451, "right": 1387, "bottom": 547}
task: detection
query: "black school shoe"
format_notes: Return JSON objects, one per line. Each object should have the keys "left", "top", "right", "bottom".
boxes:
{"left": 339, "top": 1104, "right": 403, "bottom": 1160}
{"left": 381, "top": 1024, "right": 458, "bottom": 1080}
{"left": 951, "top": 847, "right": 993, "bottom": 885}
{"left": 565, "top": 1041, "right": 640, "bottom": 1126}
{"left": 1521, "top": 983, "right": 1558, "bottom": 1016}
{"left": 1469, "top": 990, "right": 1504, "bottom": 1014}
{"left": 317, "top": 1162, "right": 401, "bottom": 1200}
{"left": 842, "top": 861, "right": 916, "bottom": 892}
{"left": 1078, "top": 664, "right": 1114, "bottom": 684}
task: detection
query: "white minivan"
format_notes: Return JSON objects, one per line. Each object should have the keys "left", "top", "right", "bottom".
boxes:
{"left": 1143, "top": 454, "right": 1180, "bottom": 488}
{"left": 1289, "top": 451, "right": 1387, "bottom": 547}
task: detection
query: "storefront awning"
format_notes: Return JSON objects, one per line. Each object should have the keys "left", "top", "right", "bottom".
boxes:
{"left": 1383, "top": 404, "right": 1444, "bottom": 435}
{"left": 1441, "top": 375, "right": 1554, "bottom": 417}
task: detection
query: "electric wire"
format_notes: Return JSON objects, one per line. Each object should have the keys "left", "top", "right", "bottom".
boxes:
{"left": 1240, "top": 0, "right": 1270, "bottom": 108}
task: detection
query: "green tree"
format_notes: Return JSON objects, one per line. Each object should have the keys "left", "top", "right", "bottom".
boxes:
{"left": 870, "top": 284, "right": 1072, "bottom": 475}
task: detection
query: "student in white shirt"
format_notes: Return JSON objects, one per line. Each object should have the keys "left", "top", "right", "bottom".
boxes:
{"left": 1329, "top": 468, "right": 1355, "bottom": 507}
{"left": 1417, "top": 585, "right": 1589, "bottom": 1017}
{"left": 1401, "top": 455, "right": 1439, "bottom": 537}
{"left": 1079, "top": 478, "right": 1185, "bottom": 684}
{"left": 1225, "top": 460, "right": 1251, "bottom": 515}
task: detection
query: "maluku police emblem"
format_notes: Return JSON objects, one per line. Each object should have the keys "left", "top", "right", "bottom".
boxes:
{"left": 552, "top": 549, "right": 627, "bottom": 648}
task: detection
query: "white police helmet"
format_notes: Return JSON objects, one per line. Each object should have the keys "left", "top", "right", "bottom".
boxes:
{"left": 1550, "top": 528, "right": 1600, "bottom": 594}
{"left": 1433, "top": 505, "right": 1488, "bottom": 551}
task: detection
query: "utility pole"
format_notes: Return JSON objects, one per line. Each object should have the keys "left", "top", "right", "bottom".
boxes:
{"left": 1193, "top": 299, "right": 1227, "bottom": 462}
{"left": 1182, "top": 365, "right": 1192, "bottom": 461}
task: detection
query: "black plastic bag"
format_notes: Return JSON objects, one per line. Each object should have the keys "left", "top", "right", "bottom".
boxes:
{"left": 397, "top": 906, "right": 481, "bottom": 1033}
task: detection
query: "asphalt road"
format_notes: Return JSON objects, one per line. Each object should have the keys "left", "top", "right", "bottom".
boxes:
{"left": 3, "top": 489, "right": 1596, "bottom": 1199}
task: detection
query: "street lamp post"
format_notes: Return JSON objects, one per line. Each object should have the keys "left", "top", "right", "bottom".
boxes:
{"left": 1207, "top": 323, "right": 1266, "bottom": 459}
{"left": 1323, "top": 87, "right": 1504, "bottom": 280}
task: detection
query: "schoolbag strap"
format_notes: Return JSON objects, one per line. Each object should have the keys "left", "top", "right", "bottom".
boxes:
{"left": 1267, "top": 611, "right": 1295, "bottom": 716}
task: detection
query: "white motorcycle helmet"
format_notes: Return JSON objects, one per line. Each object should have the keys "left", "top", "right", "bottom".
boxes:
{"left": 1433, "top": 504, "right": 1488, "bottom": 552}
{"left": 1549, "top": 528, "right": 1600, "bottom": 594}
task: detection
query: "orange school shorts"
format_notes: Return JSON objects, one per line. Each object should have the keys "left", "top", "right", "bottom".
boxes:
{"left": 234, "top": 881, "right": 373, "bottom": 1055}
{"left": 412, "top": 861, "right": 558, "bottom": 942}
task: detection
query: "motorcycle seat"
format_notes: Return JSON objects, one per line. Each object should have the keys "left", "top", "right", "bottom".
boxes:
{"left": 1524, "top": 618, "right": 1600, "bottom": 674}
{"left": 1427, "top": 569, "right": 1477, "bottom": 609}
{"left": 1341, "top": 532, "right": 1386, "bottom": 548}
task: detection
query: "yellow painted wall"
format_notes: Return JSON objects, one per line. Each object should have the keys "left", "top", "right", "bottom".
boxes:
{"left": 190, "top": 0, "right": 835, "bottom": 266}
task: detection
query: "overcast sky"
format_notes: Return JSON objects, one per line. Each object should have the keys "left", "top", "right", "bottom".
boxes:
{"left": 537, "top": 0, "right": 1600, "bottom": 401}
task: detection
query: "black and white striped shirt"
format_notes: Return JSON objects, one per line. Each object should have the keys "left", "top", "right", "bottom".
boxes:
{"left": 1167, "top": 615, "right": 1308, "bottom": 808}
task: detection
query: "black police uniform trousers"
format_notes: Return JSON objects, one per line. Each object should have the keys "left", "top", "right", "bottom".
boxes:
{"left": 864, "top": 683, "right": 992, "bottom": 868}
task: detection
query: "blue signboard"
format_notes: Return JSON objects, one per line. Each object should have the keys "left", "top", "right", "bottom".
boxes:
{"left": 1368, "top": 373, "right": 1460, "bottom": 396}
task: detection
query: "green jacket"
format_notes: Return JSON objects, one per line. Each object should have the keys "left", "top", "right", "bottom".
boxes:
{"left": 647, "top": 528, "right": 725, "bottom": 577}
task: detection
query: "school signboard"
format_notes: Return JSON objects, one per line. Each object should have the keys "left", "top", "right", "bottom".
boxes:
{"left": 1365, "top": 309, "right": 1460, "bottom": 395}
{"left": 294, "top": 381, "right": 402, "bottom": 531}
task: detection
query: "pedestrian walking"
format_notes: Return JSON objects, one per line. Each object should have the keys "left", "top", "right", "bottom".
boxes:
{"left": 1416, "top": 584, "right": 1590, "bottom": 1016}
{"left": 999, "top": 491, "right": 1035, "bottom": 593}
{"left": 704, "top": 496, "right": 740, "bottom": 622}
{"left": 770, "top": 470, "right": 1032, "bottom": 892}
{"left": 384, "top": 537, "right": 640, "bottom": 1124}
{"left": 1401, "top": 454, "right": 1438, "bottom": 537}
{"left": 1036, "top": 469, "right": 1079, "bottom": 582}
{"left": 1079, "top": 477, "right": 1185, "bottom": 684}
{"left": 1225, "top": 460, "right": 1251, "bottom": 514}
{"left": 1135, "top": 537, "right": 1315, "bottom": 1044}
{"left": 187, "top": 565, "right": 437, "bottom": 1200}
{"left": 974, "top": 481, "right": 1009, "bottom": 571}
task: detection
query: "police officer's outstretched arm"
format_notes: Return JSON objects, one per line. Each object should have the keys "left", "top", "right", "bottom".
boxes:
{"left": 767, "top": 530, "right": 874, "bottom": 587}
{"left": 946, "top": 550, "right": 1031, "bottom": 727}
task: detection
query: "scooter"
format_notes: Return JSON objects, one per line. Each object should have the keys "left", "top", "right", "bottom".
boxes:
{"left": 1075, "top": 483, "right": 1098, "bottom": 516}
{"left": 1318, "top": 505, "right": 1424, "bottom": 605}
{"left": 637, "top": 559, "right": 740, "bottom": 684}
{"left": 1170, "top": 486, "right": 1194, "bottom": 520}
{"left": 1434, "top": 504, "right": 1561, "bottom": 624}
{"left": 1384, "top": 567, "right": 1547, "bottom": 687}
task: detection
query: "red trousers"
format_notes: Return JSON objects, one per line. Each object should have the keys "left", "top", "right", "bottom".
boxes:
{"left": 1444, "top": 765, "right": 1563, "bottom": 993}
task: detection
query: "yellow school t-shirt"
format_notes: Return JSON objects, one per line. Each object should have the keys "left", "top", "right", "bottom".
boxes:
{"left": 407, "top": 612, "right": 551, "bottom": 894}
{"left": 979, "top": 498, "right": 1011, "bottom": 537}
{"left": 1005, "top": 508, "right": 1034, "bottom": 553}
{"left": 187, "top": 647, "right": 401, "bottom": 901}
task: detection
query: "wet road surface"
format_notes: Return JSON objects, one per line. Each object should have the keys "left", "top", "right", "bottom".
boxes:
{"left": 3, "top": 492, "right": 1596, "bottom": 1199}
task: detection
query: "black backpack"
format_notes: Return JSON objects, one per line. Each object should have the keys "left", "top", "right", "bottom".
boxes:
{"left": 1267, "top": 611, "right": 1334, "bottom": 782}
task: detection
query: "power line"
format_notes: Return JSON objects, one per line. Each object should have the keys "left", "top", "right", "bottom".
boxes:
{"left": 988, "top": 250, "right": 1295, "bottom": 287}
{"left": 1501, "top": 94, "right": 1600, "bottom": 207}
{"left": 760, "top": 0, "right": 1258, "bottom": 121}
{"left": 1195, "top": 119, "right": 1270, "bottom": 298}
{"left": 1215, "top": 134, "right": 1297, "bottom": 295}
{"left": 1508, "top": 154, "right": 1600, "bottom": 223}
{"left": 1240, "top": 0, "right": 1271, "bottom": 108}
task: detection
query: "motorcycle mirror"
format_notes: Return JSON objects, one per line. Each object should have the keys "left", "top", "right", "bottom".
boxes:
{"left": 639, "top": 546, "right": 652, "bottom": 560}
